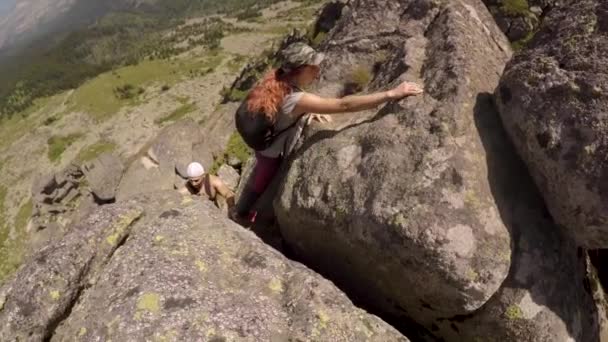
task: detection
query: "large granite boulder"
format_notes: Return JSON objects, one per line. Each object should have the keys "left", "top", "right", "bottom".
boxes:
{"left": 117, "top": 119, "right": 205, "bottom": 202}
{"left": 433, "top": 95, "right": 602, "bottom": 341}
{"left": 0, "top": 191, "right": 407, "bottom": 342}
{"left": 82, "top": 152, "right": 125, "bottom": 202}
{"left": 116, "top": 155, "right": 174, "bottom": 202}
{"left": 148, "top": 119, "right": 204, "bottom": 179}
{"left": 495, "top": 0, "right": 608, "bottom": 248}
{"left": 217, "top": 164, "right": 240, "bottom": 191}
{"left": 30, "top": 164, "right": 87, "bottom": 232}
{"left": 276, "top": 0, "right": 513, "bottom": 327}
{"left": 193, "top": 103, "right": 239, "bottom": 171}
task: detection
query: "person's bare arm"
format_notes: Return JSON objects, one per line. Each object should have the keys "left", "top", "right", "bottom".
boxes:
{"left": 294, "top": 81, "right": 423, "bottom": 115}
{"left": 209, "top": 175, "right": 235, "bottom": 206}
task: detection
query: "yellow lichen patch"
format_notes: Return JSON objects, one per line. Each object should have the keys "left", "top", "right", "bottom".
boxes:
{"left": 50, "top": 290, "right": 61, "bottom": 301}
{"left": 360, "top": 318, "right": 375, "bottom": 338}
{"left": 499, "top": 249, "right": 511, "bottom": 262}
{"left": 135, "top": 292, "right": 161, "bottom": 320}
{"left": 268, "top": 278, "right": 284, "bottom": 293}
{"left": 206, "top": 328, "right": 216, "bottom": 338}
{"left": 504, "top": 305, "right": 524, "bottom": 320}
{"left": 317, "top": 310, "right": 330, "bottom": 329}
{"left": 107, "top": 316, "right": 120, "bottom": 334}
{"left": 106, "top": 232, "right": 120, "bottom": 246}
{"left": 391, "top": 213, "right": 407, "bottom": 227}
{"left": 467, "top": 268, "right": 479, "bottom": 281}
{"left": 154, "top": 329, "right": 177, "bottom": 342}
{"left": 78, "top": 327, "right": 87, "bottom": 337}
{"left": 195, "top": 260, "right": 207, "bottom": 273}
{"left": 155, "top": 235, "right": 165, "bottom": 243}
{"left": 464, "top": 190, "right": 482, "bottom": 211}
{"left": 105, "top": 210, "right": 143, "bottom": 246}
{"left": 181, "top": 196, "right": 193, "bottom": 205}
{"left": 170, "top": 248, "right": 189, "bottom": 256}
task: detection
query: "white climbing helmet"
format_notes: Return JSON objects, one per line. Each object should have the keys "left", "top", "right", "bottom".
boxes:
{"left": 186, "top": 162, "right": 205, "bottom": 179}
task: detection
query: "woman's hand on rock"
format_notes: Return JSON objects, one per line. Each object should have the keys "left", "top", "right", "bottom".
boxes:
{"left": 387, "top": 81, "right": 424, "bottom": 100}
{"left": 307, "top": 114, "right": 332, "bottom": 125}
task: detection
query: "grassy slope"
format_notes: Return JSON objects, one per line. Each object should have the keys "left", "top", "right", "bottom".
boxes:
{"left": 0, "top": 0, "right": 293, "bottom": 117}
{"left": 0, "top": 0, "right": 326, "bottom": 285}
{"left": 66, "top": 53, "right": 225, "bottom": 121}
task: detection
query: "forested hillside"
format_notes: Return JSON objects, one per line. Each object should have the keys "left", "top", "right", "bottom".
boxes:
{"left": 0, "top": 0, "right": 303, "bottom": 117}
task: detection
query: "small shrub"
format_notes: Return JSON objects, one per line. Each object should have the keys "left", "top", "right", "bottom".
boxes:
{"left": 113, "top": 84, "right": 136, "bottom": 100}
{"left": 312, "top": 31, "right": 327, "bottom": 47}
{"left": 210, "top": 132, "right": 252, "bottom": 174}
{"left": 43, "top": 116, "right": 58, "bottom": 126}
{"left": 226, "top": 131, "right": 252, "bottom": 164}
{"left": 511, "top": 30, "right": 537, "bottom": 51}
{"left": 342, "top": 65, "right": 372, "bottom": 95}
{"left": 161, "top": 84, "right": 170, "bottom": 92}
{"left": 350, "top": 65, "right": 372, "bottom": 87}
{"left": 500, "top": 0, "right": 530, "bottom": 16}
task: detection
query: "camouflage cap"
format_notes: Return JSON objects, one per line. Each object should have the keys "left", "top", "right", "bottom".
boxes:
{"left": 279, "top": 42, "right": 325, "bottom": 72}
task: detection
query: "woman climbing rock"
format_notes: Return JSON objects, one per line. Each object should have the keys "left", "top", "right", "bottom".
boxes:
{"left": 231, "top": 42, "right": 423, "bottom": 225}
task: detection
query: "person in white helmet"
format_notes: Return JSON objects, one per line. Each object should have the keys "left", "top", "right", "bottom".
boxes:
{"left": 179, "top": 162, "right": 235, "bottom": 209}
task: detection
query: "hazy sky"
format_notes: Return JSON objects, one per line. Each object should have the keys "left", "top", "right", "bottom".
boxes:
{"left": 0, "top": 0, "right": 16, "bottom": 15}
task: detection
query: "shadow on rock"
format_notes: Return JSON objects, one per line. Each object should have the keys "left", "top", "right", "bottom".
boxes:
{"left": 433, "top": 93, "right": 602, "bottom": 341}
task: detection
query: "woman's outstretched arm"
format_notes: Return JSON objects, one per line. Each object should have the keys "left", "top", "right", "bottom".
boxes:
{"left": 294, "top": 81, "right": 423, "bottom": 114}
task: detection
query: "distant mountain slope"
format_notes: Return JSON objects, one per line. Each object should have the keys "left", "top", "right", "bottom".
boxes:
{"left": 0, "top": 0, "right": 79, "bottom": 51}
{"left": 0, "top": 0, "right": 293, "bottom": 117}
{"left": 0, "top": 0, "right": 159, "bottom": 53}
{"left": 0, "top": 0, "right": 279, "bottom": 53}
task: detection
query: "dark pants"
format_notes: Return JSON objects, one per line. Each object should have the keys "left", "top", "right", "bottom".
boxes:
{"left": 236, "top": 152, "right": 282, "bottom": 217}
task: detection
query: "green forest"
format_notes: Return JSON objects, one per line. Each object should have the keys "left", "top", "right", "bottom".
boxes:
{"left": 0, "top": 0, "right": 291, "bottom": 118}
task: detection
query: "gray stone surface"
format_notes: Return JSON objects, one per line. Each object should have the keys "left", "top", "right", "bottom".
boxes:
{"left": 0, "top": 192, "right": 408, "bottom": 342}
{"left": 30, "top": 165, "right": 86, "bottom": 234}
{"left": 276, "top": 0, "right": 513, "bottom": 327}
{"left": 116, "top": 156, "right": 174, "bottom": 202}
{"left": 217, "top": 164, "right": 240, "bottom": 191}
{"left": 148, "top": 119, "right": 204, "bottom": 179}
{"left": 193, "top": 103, "right": 240, "bottom": 172}
{"left": 82, "top": 152, "right": 125, "bottom": 202}
{"left": 495, "top": 0, "right": 608, "bottom": 248}
{"left": 433, "top": 95, "right": 602, "bottom": 341}
{"left": 31, "top": 173, "right": 57, "bottom": 197}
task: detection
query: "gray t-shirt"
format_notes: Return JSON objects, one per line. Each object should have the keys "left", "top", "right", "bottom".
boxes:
{"left": 259, "top": 92, "right": 307, "bottom": 158}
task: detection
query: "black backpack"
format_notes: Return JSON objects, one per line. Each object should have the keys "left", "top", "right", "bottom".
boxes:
{"left": 235, "top": 89, "right": 303, "bottom": 151}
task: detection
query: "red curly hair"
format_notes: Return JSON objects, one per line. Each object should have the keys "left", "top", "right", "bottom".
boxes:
{"left": 246, "top": 68, "right": 302, "bottom": 123}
